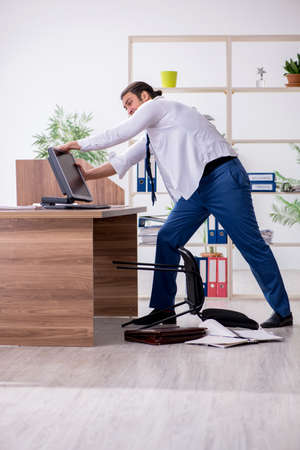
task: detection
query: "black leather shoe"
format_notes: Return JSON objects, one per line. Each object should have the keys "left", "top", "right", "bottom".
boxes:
{"left": 260, "top": 312, "right": 293, "bottom": 328}
{"left": 131, "top": 308, "right": 176, "bottom": 326}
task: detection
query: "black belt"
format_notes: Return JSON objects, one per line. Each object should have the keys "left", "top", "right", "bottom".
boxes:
{"left": 203, "top": 156, "right": 236, "bottom": 177}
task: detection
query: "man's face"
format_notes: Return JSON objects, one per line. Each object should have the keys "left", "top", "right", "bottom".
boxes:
{"left": 122, "top": 92, "right": 143, "bottom": 116}
{"left": 122, "top": 91, "right": 150, "bottom": 116}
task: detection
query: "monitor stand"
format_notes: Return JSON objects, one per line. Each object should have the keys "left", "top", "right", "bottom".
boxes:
{"left": 40, "top": 196, "right": 110, "bottom": 210}
{"left": 41, "top": 196, "right": 74, "bottom": 206}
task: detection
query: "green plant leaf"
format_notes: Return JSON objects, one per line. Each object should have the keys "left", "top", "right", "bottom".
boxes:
{"left": 270, "top": 196, "right": 300, "bottom": 227}
{"left": 32, "top": 105, "right": 107, "bottom": 167}
{"left": 290, "top": 60, "right": 299, "bottom": 73}
{"left": 290, "top": 143, "right": 300, "bottom": 165}
{"left": 284, "top": 56, "right": 300, "bottom": 74}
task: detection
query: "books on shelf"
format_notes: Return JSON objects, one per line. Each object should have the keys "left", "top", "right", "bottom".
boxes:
{"left": 138, "top": 215, "right": 166, "bottom": 245}
{"left": 136, "top": 157, "right": 157, "bottom": 193}
{"left": 195, "top": 255, "right": 228, "bottom": 298}
{"left": 139, "top": 226, "right": 162, "bottom": 244}
{"left": 248, "top": 172, "right": 276, "bottom": 192}
{"left": 207, "top": 215, "right": 227, "bottom": 244}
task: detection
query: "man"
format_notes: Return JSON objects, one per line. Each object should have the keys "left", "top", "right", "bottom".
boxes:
{"left": 56, "top": 81, "right": 293, "bottom": 328}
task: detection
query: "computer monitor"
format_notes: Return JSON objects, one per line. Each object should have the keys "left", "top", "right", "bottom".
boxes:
{"left": 47, "top": 147, "right": 93, "bottom": 203}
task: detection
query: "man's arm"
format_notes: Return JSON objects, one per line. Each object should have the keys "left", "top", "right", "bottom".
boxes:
{"left": 77, "top": 161, "right": 116, "bottom": 180}
{"left": 57, "top": 100, "right": 165, "bottom": 153}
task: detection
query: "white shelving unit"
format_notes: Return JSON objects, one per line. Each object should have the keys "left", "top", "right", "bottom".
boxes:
{"left": 128, "top": 34, "right": 300, "bottom": 300}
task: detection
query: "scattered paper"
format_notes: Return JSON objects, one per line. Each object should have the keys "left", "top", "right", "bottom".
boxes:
{"left": 234, "top": 328, "right": 283, "bottom": 341}
{"left": 186, "top": 319, "right": 284, "bottom": 348}
{"left": 188, "top": 335, "right": 252, "bottom": 348}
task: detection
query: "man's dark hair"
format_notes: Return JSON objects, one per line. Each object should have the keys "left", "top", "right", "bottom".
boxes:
{"left": 120, "top": 81, "right": 162, "bottom": 100}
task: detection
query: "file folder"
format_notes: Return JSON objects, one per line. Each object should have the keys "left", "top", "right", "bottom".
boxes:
{"left": 207, "top": 257, "right": 217, "bottom": 297}
{"left": 248, "top": 172, "right": 275, "bottom": 182}
{"left": 250, "top": 181, "right": 276, "bottom": 192}
{"left": 216, "top": 220, "right": 227, "bottom": 244}
{"left": 207, "top": 215, "right": 217, "bottom": 244}
{"left": 137, "top": 159, "right": 146, "bottom": 192}
{"left": 217, "top": 257, "right": 227, "bottom": 297}
{"left": 195, "top": 256, "right": 208, "bottom": 296}
{"left": 147, "top": 155, "right": 157, "bottom": 192}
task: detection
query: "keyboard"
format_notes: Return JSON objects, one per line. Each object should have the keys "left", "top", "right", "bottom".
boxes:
{"left": 42, "top": 204, "right": 111, "bottom": 210}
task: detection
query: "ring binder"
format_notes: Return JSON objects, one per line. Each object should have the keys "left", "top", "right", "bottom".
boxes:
{"left": 137, "top": 159, "right": 146, "bottom": 192}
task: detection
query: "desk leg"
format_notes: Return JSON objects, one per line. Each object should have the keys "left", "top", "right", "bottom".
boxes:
{"left": 93, "top": 214, "right": 138, "bottom": 316}
{"left": 0, "top": 218, "right": 94, "bottom": 346}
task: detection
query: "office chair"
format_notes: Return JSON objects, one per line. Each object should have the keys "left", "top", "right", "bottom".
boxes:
{"left": 113, "top": 246, "right": 205, "bottom": 330}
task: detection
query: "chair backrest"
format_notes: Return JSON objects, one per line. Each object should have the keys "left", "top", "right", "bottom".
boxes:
{"left": 178, "top": 247, "right": 205, "bottom": 313}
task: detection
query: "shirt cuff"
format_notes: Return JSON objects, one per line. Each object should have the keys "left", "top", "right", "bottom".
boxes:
{"left": 108, "top": 150, "right": 128, "bottom": 179}
{"left": 77, "top": 137, "right": 91, "bottom": 151}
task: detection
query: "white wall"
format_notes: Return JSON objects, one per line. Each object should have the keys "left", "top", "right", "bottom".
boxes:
{"left": 1, "top": 0, "right": 300, "bottom": 204}
{"left": 1, "top": 0, "right": 300, "bottom": 294}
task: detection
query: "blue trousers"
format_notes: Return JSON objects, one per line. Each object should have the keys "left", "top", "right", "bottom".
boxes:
{"left": 149, "top": 158, "right": 291, "bottom": 317}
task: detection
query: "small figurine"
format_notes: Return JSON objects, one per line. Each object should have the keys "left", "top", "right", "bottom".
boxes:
{"left": 256, "top": 67, "right": 266, "bottom": 87}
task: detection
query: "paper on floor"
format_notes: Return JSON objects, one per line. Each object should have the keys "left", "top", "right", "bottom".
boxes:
{"left": 186, "top": 319, "right": 284, "bottom": 348}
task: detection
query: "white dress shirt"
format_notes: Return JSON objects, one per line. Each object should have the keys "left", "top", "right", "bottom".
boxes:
{"left": 77, "top": 96, "right": 237, "bottom": 202}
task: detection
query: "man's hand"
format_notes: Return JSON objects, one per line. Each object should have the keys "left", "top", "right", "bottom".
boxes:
{"left": 75, "top": 162, "right": 89, "bottom": 180}
{"left": 55, "top": 141, "right": 81, "bottom": 152}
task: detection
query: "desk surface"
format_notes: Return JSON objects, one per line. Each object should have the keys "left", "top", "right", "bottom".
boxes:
{"left": 0, "top": 206, "right": 146, "bottom": 219}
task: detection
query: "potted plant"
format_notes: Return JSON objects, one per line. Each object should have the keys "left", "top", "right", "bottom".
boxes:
{"left": 33, "top": 105, "right": 107, "bottom": 166}
{"left": 16, "top": 105, "right": 126, "bottom": 206}
{"left": 271, "top": 144, "right": 300, "bottom": 227}
{"left": 284, "top": 54, "right": 300, "bottom": 86}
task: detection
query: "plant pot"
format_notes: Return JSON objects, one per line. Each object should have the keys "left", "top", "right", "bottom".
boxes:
{"left": 160, "top": 71, "right": 177, "bottom": 88}
{"left": 285, "top": 73, "right": 300, "bottom": 87}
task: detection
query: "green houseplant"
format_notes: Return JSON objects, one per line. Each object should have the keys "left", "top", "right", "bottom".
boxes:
{"left": 33, "top": 105, "right": 107, "bottom": 166}
{"left": 284, "top": 54, "right": 300, "bottom": 86}
{"left": 271, "top": 144, "right": 300, "bottom": 227}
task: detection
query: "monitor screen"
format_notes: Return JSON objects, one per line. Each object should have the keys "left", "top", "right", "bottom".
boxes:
{"left": 48, "top": 147, "right": 93, "bottom": 202}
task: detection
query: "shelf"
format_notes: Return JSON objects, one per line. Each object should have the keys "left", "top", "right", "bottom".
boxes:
{"left": 158, "top": 87, "right": 300, "bottom": 94}
{"left": 132, "top": 191, "right": 168, "bottom": 196}
{"left": 133, "top": 191, "right": 300, "bottom": 196}
{"left": 138, "top": 295, "right": 229, "bottom": 300}
{"left": 130, "top": 34, "right": 300, "bottom": 43}
{"left": 139, "top": 242, "right": 229, "bottom": 248}
{"left": 139, "top": 241, "right": 300, "bottom": 248}
{"left": 159, "top": 87, "right": 227, "bottom": 94}
{"left": 130, "top": 34, "right": 300, "bottom": 302}
{"left": 232, "top": 294, "right": 300, "bottom": 301}
{"left": 270, "top": 243, "right": 300, "bottom": 247}
{"left": 232, "top": 87, "right": 300, "bottom": 93}
{"left": 232, "top": 139, "right": 300, "bottom": 144}
{"left": 251, "top": 191, "right": 300, "bottom": 195}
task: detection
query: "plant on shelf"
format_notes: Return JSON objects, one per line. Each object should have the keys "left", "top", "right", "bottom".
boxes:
{"left": 271, "top": 196, "right": 300, "bottom": 227}
{"left": 284, "top": 54, "right": 300, "bottom": 86}
{"left": 33, "top": 105, "right": 107, "bottom": 166}
{"left": 274, "top": 144, "right": 300, "bottom": 191}
{"left": 271, "top": 144, "right": 300, "bottom": 227}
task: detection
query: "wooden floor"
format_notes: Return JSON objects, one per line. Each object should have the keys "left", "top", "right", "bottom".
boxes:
{"left": 0, "top": 299, "right": 299, "bottom": 450}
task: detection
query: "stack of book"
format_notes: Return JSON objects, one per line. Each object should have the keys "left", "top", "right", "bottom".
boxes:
{"left": 139, "top": 226, "right": 162, "bottom": 245}
{"left": 248, "top": 172, "right": 276, "bottom": 192}
{"left": 138, "top": 215, "right": 166, "bottom": 245}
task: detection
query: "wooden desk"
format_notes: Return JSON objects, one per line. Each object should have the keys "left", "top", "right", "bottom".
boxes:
{"left": 0, "top": 207, "right": 146, "bottom": 347}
